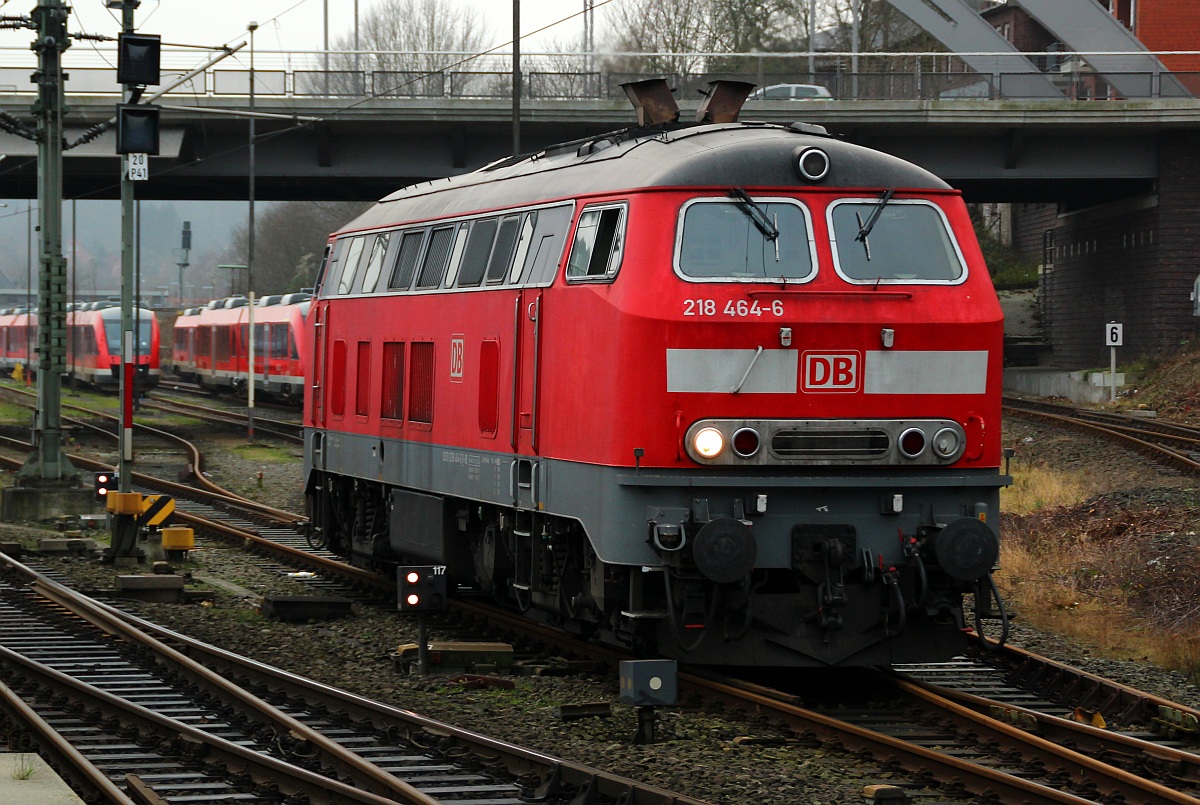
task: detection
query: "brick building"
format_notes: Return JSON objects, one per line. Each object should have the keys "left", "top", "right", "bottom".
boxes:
{"left": 1110, "top": 0, "right": 1200, "bottom": 73}
{"left": 982, "top": 4, "right": 1058, "bottom": 65}
{"left": 988, "top": 1, "right": 1200, "bottom": 367}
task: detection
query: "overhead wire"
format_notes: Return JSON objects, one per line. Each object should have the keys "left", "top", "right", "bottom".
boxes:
{"left": 137, "top": 0, "right": 162, "bottom": 29}
{"left": 53, "top": 0, "right": 615, "bottom": 202}
{"left": 335, "top": 0, "right": 617, "bottom": 116}
{"left": 3, "top": 0, "right": 616, "bottom": 205}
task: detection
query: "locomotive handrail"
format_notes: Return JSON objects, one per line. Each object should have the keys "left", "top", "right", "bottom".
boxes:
{"left": 510, "top": 295, "right": 521, "bottom": 452}
{"left": 531, "top": 293, "right": 542, "bottom": 455}
{"left": 730, "top": 345, "right": 764, "bottom": 394}
{"left": 533, "top": 459, "right": 541, "bottom": 508}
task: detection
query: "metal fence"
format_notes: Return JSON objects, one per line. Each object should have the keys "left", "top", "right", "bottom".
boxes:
{"left": 0, "top": 48, "right": 1196, "bottom": 101}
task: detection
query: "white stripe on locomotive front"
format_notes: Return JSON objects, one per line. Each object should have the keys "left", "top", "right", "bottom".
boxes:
{"left": 665, "top": 348, "right": 988, "bottom": 395}
{"left": 863, "top": 350, "right": 988, "bottom": 395}
{"left": 666, "top": 349, "right": 798, "bottom": 393}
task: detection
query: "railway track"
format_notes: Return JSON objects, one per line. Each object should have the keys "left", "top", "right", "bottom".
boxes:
{"left": 0, "top": 382, "right": 370, "bottom": 594}
{"left": 0, "top": 555, "right": 706, "bottom": 804}
{"left": 154, "top": 381, "right": 303, "bottom": 413}
{"left": 1003, "top": 396, "right": 1200, "bottom": 473}
{"left": 20, "top": 517, "right": 1200, "bottom": 805}
{"left": 0, "top": 432, "right": 384, "bottom": 601}
{"left": 140, "top": 394, "right": 303, "bottom": 444}
{"left": 452, "top": 599, "right": 1200, "bottom": 803}
{"left": 8, "top": 387, "right": 1200, "bottom": 801}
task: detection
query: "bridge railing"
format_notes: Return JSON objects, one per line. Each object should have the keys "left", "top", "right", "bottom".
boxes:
{"left": 0, "top": 48, "right": 1196, "bottom": 101}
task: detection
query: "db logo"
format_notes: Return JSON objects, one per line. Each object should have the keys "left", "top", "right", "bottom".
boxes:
{"left": 449, "top": 335, "right": 465, "bottom": 382}
{"left": 803, "top": 352, "right": 860, "bottom": 392}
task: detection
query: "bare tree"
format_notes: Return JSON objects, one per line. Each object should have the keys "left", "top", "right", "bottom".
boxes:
{"left": 705, "top": 0, "right": 820, "bottom": 78}
{"left": 224, "top": 201, "right": 370, "bottom": 295}
{"left": 819, "top": 0, "right": 914, "bottom": 52}
{"left": 524, "top": 35, "right": 600, "bottom": 99}
{"left": 706, "top": 0, "right": 799, "bottom": 52}
{"left": 599, "top": 0, "right": 904, "bottom": 96}
{"left": 600, "top": 0, "right": 714, "bottom": 78}
{"left": 302, "top": 0, "right": 487, "bottom": 97}
{"left": 814, "top": 0, "right": 943, "bottom": 98}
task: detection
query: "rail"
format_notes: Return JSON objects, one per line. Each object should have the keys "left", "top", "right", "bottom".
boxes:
{"left": 0, "top": 47, "right": 1198, "bottom": 102}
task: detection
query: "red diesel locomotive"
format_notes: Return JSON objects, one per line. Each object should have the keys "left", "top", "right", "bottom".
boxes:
{"left": 303, "top": 81, "right": 1009, "bottom": 667}
{"left": 171, "top": 293, "right": 311, "bottom": 403}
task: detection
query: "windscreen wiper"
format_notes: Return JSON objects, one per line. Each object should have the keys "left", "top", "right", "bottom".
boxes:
{"left": 730, "top": 187, "right": 779, "bottom": 242}
{"left": 854, "top": 186, "right": 895, "bottom": 261}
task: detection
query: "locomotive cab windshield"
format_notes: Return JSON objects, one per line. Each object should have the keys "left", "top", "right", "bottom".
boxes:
{"left": 831, "top": 198, "right": 967, "bottom": 283}
{"left": 676, "top": 196, "right": 815, "bottom": 282}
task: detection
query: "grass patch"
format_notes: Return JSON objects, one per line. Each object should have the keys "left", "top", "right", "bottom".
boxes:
{"left": 61, "top": 388, "right": 120, "bottom": 412}
{"left": 1000, "top": 464, "right": 1090, "bottom": 514}
{"left": 998, "top": 534, "right": 1200, "bottom": 673}
{"left": 231, "top": 443, "right": 295, "bottom": 463}
{"left": 10, "top": 753, "right": 36, "bottom": 781}
{"left": 998, "top": 485, "right": 1200, "bottom": 681}
{"left": 0, "top": 399, "right": 30, "bottom": 425}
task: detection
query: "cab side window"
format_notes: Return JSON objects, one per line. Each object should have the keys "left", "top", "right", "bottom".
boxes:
{"left": 313, "top": 243, "right": 334, "bottom": 295}
{"left": 566, "top": 204, "right": 625, "bottom": 281}
{"left": 485, "top": 216, "right": 522, "bottom": 284}
{"left": 358, "top": 233, "right": 391, "bottom": 293}
{"left": 336, "top": 237, "right": 366, "bottom": 295}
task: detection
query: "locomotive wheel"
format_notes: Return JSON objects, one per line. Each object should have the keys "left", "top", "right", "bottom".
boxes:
{"left": 469, "top": 523, "right": 503, "bottom": 597}
{"left": 305, "top": 525, "right": 328, "bottom": 551}
{"left": 555, "top": 531, "right": 587, "bottom": 620}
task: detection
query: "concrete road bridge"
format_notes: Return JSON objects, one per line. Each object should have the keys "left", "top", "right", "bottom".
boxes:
{"left": 0, "top": 43, "right": 1196, "bottom": 205}
{"left": 0, "top": 90, "right": 1195, "bottom": 205}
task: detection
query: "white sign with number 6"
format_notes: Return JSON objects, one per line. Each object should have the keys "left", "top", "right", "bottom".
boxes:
{"left": 1106, "top": 323, "right": 1123, "bottom": 347}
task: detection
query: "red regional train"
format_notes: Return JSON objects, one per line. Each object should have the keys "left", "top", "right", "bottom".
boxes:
{"left": 171, "top": 292, "right": 311, "bottom": 403}
{"left": 0, "top": 307, "right": 35, "bottom": 375}
{"left": 302, "top": 81, "right": 1010, "bottom": 668}
{"left": 0, "top": 302, "right": 160, "bottom": 390}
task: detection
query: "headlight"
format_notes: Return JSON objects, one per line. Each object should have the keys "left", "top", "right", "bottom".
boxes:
{"left": 794, "top": 146, "right": 831, "bottom": 182}
{"left": 693, "top": 427, "right": 725, "bottom": 459}
{"left": 898, "top": 427, "right": 926, "bottom": 458}
{"left": 732, "top": 427, "right": 761, "bottom": 458}
{"left": 932, "top": 427, "right": 962, "bottom": 459}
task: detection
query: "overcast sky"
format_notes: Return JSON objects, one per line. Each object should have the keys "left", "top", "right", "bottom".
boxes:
{"left": 64, "top": 0, "right": 600, "bottom": 53}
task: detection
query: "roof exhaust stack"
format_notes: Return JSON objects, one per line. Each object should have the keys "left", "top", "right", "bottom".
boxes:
{"left": 696, "top": 80, "right": 755, "bottom": 124}
{"left": 621, "top": 78, "right": 680, "bottom": 126}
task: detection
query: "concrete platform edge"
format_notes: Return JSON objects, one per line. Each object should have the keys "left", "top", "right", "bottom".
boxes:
{"left": 1003, "top": 367, "right": 1125, "bottom": 404}
{"left": 0, "top": 752, "right": 85, "bottom": 804}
